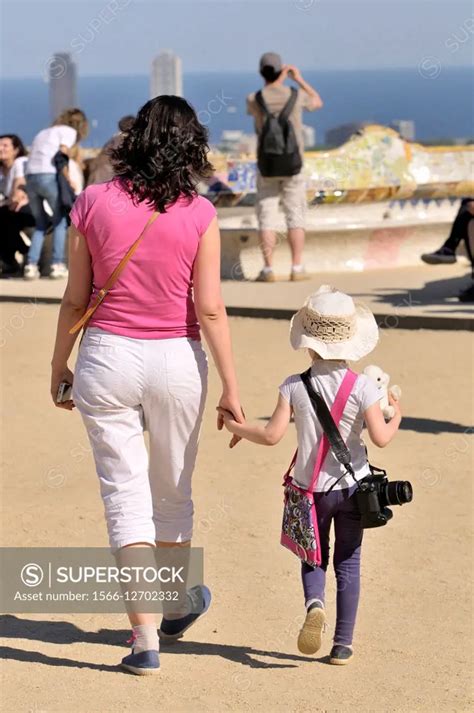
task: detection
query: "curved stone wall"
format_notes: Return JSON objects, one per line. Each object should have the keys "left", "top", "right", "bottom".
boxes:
{"left": 208, "top": 125, "right": 474, "bottom": 205}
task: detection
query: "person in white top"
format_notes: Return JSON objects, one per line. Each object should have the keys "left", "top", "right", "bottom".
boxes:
{"left": 0, "top": 135, "right": 27, "bottom": 200}
{"left": 24, "top": 108, "right": 88, "bottom": 280}
{"left": 0, "top": 134, "right": 35, "bottom": 275}
{"left": 220, "top": 285, "right": 402, "bottom": 666}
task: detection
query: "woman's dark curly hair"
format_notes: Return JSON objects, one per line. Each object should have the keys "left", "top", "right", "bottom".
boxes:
{"left": 110, "top": 95, "right": 214, "bottom": 212}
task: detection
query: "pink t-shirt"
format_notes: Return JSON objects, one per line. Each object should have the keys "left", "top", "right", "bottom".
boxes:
{"left": 70, "top": 180, "right": 216, "bottom": 339}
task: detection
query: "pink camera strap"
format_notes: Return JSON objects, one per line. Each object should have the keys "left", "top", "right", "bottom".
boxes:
{"left": 287, "top": 368, "right": 358, "bottom": 492}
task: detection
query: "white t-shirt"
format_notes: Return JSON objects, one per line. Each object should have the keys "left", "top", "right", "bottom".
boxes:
{"left": 279, "top": 361, "right": 381, "bottom": 492}
{"left": 26, "top": 125, "right": 77, "bottom": 174}
{"left": 0, "top": 156, "right": 27, "bottom": 198}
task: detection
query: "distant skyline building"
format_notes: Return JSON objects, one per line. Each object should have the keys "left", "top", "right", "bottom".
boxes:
{"left": 302, "top": 124, "right": 316, "bottom": 149}
{"left": 391, "top": 119, "right": 416, "bottom": 141}
{"left": 150, "top": 50, "right": 183, "bottom": 98}
{"left": 219, "top": 130, "right": 256, "bottom": 154}
{"left": 48, "top": 52, "right": 77, "bottom": 121}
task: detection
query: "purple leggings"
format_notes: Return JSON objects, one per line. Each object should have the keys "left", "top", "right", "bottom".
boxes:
{"left": 301, "top": 485, "right": 363, "bottom": 646}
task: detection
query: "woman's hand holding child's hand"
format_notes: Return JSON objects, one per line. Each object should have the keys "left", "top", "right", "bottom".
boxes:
{"left": 217, "top": 393, "right": 245, "bottom": 448}
{"left": 217, "top": 407, "right": 243, "bottom": 448}
{"left": 217, "top": 393, "right": 290, "bottom": 448}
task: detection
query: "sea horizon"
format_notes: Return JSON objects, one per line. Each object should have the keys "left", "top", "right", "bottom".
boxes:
{"left": 3, "top": 64, "right": 472, "bottom": 79}
{"left": 1, "top": 67, "right": 472, "bottom": 147}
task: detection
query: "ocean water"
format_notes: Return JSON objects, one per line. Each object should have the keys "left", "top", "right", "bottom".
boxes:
{"left": 1, "top": 68, "right": 472, "bottom": 147}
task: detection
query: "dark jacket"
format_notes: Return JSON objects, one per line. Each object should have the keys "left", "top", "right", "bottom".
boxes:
{"left": 53, "top": 151, "right": 76, "bottom": 220}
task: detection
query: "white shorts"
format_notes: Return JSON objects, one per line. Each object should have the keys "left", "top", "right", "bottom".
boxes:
{"left": 256, "top": 171, "right": 307, "bottom": 231}
{"left": 72, "top": 328, "right": 208, "bottom": 551}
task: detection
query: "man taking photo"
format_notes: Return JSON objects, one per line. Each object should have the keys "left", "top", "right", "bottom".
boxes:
{"left": 247, "top": 52, "right": 323, "bottom": 282}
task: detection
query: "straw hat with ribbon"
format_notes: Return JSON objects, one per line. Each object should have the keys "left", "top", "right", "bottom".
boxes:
{"left": 290, "top": 285, "right": 379, "bottom": 361}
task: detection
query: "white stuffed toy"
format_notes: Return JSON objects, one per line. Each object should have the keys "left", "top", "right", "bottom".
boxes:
{"left": 363, "top": 365, "right": 402, "bottom": 420}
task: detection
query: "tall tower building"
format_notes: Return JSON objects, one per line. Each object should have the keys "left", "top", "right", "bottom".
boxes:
{"left": 48, "top": 52, "right": 78, "bottom": 120}
{"left": 391, "top": 119, "right": 416, "bottom": 142}
{"left": 302, "top": 124, "right": 316, "bottom": 149}
{"left": 150, "top": 51, "right": 183, "bottom": 98}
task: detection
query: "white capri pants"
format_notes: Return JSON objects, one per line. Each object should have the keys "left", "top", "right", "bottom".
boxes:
{"left": 72, "top": 327, "right": 208, "bottom": 551}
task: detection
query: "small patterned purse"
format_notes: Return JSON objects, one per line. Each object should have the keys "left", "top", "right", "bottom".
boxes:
{"left": 280, "top": 368, "right": 358, "bottom": 568}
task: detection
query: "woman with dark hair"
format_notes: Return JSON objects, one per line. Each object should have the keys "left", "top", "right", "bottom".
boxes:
{"left": 0, "top": 134, "right": 35, "bottom": 275}
{"left": 50, "top": 96, "right": 243, "bottom": 675}
{"left": 24, "top": 108, "right": 89, "bottom": 280}
{"left": 0, "top": 133, "right": 28, "bottom": 191}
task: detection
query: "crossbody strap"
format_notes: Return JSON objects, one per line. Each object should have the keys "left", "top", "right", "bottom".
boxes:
{"left": 255, "top": 87, "right": 298, "bottom": 122}
{"left": 278, "top": 87, "right": 298, "bottom": 124}
{"left": 69, "top": 210, "right": 159, "bottom": 335}
{"left": 300, "top": 368, "right": 358, "bottom": 492}
{"left": 254, "top": 90, "right": 271, "bottom": 117}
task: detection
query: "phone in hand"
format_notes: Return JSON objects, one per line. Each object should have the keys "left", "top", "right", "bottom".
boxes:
{"left": 56, "top": 381, "right": 73, "bottom": 403}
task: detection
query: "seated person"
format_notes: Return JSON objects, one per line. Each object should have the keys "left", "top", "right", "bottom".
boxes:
{"left": 421, "top": 197, "right": 473, "bottom": 303}
{"left": 0, "top": 134, "right": 35, "bottom": 276}
{"left": 422, "top": 198, "right": 473, "bottom": 264}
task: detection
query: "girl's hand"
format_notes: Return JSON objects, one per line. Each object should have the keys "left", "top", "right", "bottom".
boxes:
{"left": 217, "top": 392, "right": 244, "bottom": 448}
{"left": 51, "top": 365, "right": 75, "bottom": 411}
{"left": 217, "top": 392, "right": 244, "bottom": 428}
{"left": 217, "top": 407, "right": 240, "bottom": 430}
{"left": 228, "top": 434, "right": 240, "bottom": 449}
{"left": 217, "top": 406, "right": 244, "bottom": 449}
{"left": 388, "top": 392, "right": 401, "bottom": 419}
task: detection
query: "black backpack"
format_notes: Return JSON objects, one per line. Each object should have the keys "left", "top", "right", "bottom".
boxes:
{"left": 255, "top": 87, "right": 302, "bottom": 177}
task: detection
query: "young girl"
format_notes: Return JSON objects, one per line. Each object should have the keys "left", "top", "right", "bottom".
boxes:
{"left": 220, "top": 285, "right": 401, "bottom": 665}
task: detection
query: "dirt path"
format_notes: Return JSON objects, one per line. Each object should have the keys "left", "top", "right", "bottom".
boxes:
{"left": 1, "top": 303, "right": 472, "bottom": 712}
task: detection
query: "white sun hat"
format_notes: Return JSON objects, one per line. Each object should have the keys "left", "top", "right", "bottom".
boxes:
{"left": 290, "top": 285, "right": 379, "bottom": 361}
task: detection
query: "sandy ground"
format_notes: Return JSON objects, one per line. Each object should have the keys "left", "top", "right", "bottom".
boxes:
{"left": 0, "top": 302, "right": 473, "bottom": 713}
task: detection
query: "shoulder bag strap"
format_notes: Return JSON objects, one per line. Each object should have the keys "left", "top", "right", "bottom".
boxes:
{"left": 300, "top": 367, "right": 358, "bottom": 492}
{"left": 284, "top": 448, "right": 298, "bottom": 480}
{"left": 69, "top": 210, "right": 159, "bottom": 335}
{"left": 254, "top": 90, "right": 271, "bottom": 117}
{"left": 278, "top": 87, "right": 298, "bottom": 123}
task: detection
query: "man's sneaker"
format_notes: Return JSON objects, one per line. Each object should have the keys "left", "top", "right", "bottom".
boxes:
{"left": 290, "top": 267, "right": 311, "bottom": 282}
{"left": 458, "top": 283, "right": 474, "bottom": 303}
{"left": 255, "top": 269, "right": 276, "bottom": 283}
{"left": 121, "top": 649, "right": 160, "bottom": 676}
{"left": 50, "top": 263, "right": 68, "bottom": 279}
{"left": 23, "top": 263, "right": 40, "bottom": 281}
{"left": 297, "top": 600, "right": 326, "bottom": 655}
{"left": 329, "top": 644, "right": 354, "bottom": 665}
{"left": 159, "top": 585, "right": 212, "bottom": 642}
{"left": 421, "top": 246, "right": 457, "bottom": 265}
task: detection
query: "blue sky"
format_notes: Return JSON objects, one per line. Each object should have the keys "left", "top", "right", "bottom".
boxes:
{"left": 1, "top": 0, "right": 473, "bottom": 78}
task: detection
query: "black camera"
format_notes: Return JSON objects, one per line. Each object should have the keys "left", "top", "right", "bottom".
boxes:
{"left": 356, "top": 466, "right": 413, "bottom": 529}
